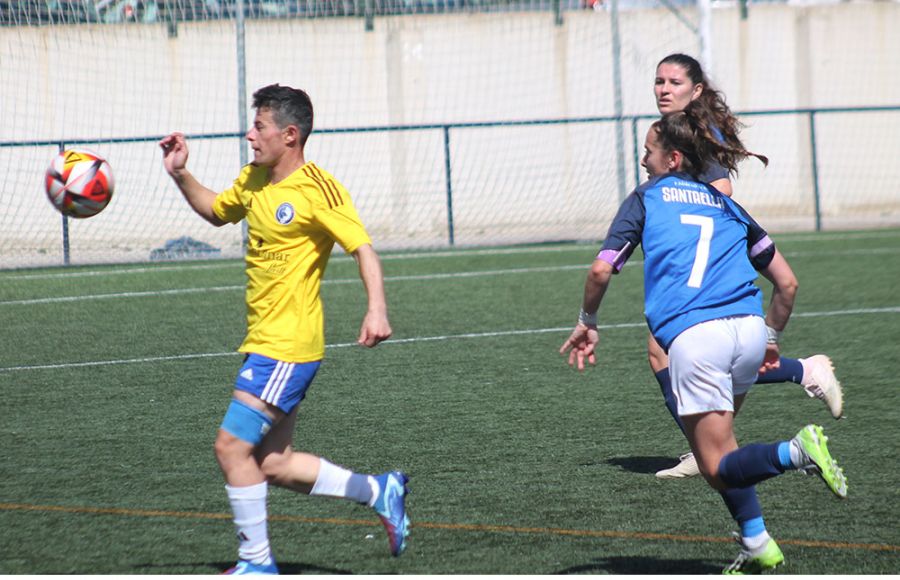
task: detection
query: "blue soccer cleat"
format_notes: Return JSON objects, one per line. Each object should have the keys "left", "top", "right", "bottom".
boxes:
{"left": 373, "top": 471, "right": 410, "bottom": 556}
{"left": 223, "top": 558, "right": 278, "bottom": 575}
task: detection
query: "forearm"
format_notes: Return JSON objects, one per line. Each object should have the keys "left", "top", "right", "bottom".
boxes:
{"left": 765, "top": 287, "right": 795, "bottom": 331}
{"left": 580, "top": 260, "right": 613, "bottom": 323}
{"left": 760, "top": 249, "right": 798, "bottom": 332}
{"left": 354, "top": 244, "right": 388, "bottom": 315}
{"left": 169, "top": 168, "right": 225, "bottom": 226}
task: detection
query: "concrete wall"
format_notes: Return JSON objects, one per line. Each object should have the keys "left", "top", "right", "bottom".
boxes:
{"left": 1, "top": 2, "right": 898, "bottom": 267}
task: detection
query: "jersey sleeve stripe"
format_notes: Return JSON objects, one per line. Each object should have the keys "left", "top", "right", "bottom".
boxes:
{"left": 749, "top": 235, "right": 774, "bottom": 258}
{"left": 597, "top": 241, "right": 632, "bottom": 272}
{"left": 309, "top": 164, "right": 345, "bottom": 207}
{"left": 302, "top": 166, "right": 337, "bottom": 209}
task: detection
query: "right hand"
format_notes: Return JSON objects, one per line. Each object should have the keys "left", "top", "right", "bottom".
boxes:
{"left": 559, "top": 323, "right": 600, "bottom": 371}
{"left": 159, "top": 132, "right": 189, "bottom": 177}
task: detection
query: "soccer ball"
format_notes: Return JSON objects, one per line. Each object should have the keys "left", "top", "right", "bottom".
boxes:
{"left": 44, "top": 148, "right": 115, "bottom": 218}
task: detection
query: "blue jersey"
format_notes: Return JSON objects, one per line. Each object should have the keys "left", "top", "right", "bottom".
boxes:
{"left": 598, "top": 172, "right": 775, "bottom": 350}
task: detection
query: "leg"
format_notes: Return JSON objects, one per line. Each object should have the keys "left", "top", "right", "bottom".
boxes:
{"left": 756, "top": 350, "right": 844, "bottom": 419}
{"left": 217, "top": 391, "right": 281, "bottom": 575}
{"left": 255, "top": 395, "right": 411, "bottom": 557}
{"left": 682, "top": 411, "right": 784, "bottom": 574}
{"left": 648, "top": 334, "right": 700, "bottom": 479}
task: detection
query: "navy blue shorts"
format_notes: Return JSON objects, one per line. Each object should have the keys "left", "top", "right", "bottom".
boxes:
{"left": 234, "top": 353, "right": 321, "bottom": 414}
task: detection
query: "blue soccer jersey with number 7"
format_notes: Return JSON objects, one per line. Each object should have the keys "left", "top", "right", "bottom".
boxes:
{"left": 596, "top": 171, "right": 776, "bottom": 351}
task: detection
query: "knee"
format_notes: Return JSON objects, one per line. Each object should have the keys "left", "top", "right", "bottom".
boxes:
{"left": 214, "top": 429, "right": 250, "bottom": 465}
{"left": 696, "top": 458, "right": 728, "bottom": 491}
{"left": 258, "top": 450, "right": 291, "bottom": 484}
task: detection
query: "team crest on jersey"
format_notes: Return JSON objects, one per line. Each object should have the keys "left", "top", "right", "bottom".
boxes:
{"left": 275, "top": 202, "right": 294, "bottom": 224}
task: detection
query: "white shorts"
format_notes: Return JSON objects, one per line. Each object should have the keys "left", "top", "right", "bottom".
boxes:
{"left": 668, "top": 315, "right": 766, "bottom": 416}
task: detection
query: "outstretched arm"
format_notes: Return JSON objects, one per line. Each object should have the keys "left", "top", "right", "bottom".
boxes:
{"left": 352, "top": 243, "right": 392, "bottom": 347}
{"left": 559, "top": 259, "right": 614, "bottom": 371}
{"left": 159, "top": 132, "right": 226, "bottom": 226}
{"left": 758, "top": 248, "right": 799, "bottom": 372}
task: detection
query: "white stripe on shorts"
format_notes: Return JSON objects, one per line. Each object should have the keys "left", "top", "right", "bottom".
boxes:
{"left": 261, "top": 361, "right": 295, "bottom": 406}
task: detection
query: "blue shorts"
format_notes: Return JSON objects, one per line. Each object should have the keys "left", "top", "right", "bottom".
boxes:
{"left": 234, "top": 353, "right": 321, "bottom": 414}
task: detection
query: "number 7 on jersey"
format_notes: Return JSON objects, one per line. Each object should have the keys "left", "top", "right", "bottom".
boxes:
{"left": 680, "top": 214, "right": 714, "bottom": 288}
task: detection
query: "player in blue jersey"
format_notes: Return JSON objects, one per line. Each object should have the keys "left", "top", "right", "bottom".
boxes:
{"left": 560, "top": 109, "right": 848, "bottom": 573}
{"left": 650, "top": 53, "right": 843, "bottom": 479}
{"left": 160, "top": 84, "right": 409, "bottom": 574}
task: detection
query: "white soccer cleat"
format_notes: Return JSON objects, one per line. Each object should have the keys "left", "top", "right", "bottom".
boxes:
{"left": 800, "top": 355, "right": 844, "bottom": 419}
{"left": 655, "top": 452, "right": 700, "bottom": 479}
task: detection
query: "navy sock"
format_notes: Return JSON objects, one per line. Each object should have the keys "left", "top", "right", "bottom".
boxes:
{"left": 655, "top": 368, "right": 686, "bottom": 435}
{"left": 718, "top": 443, "right": 786, "bottom": 488}
{"left": 755, "top": 357, "right": 804, "bottom": 384}
{"left": 720, "top": 486, "right": 764, "bottom": 535}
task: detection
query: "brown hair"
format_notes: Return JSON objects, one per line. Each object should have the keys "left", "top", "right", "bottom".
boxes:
{"left": 653, "top": 104, "right": 768, "bottom": 179}
{"left": 656, "top": 53, "right": 753, "bottom": 175}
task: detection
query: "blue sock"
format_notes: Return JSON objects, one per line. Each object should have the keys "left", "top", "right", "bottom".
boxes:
{"left": 655, "top": 368, "right": 686, "bottom": 435}
{"left": 718, "top": 443, "right": 786, "bottom": 488}
{"left": 755, "top": 357, "right": 804, "bottom": 384}
{"left": 720, "top": 486, "right": 765, "bottom": 537}
{"left": 776, "top": 441, "right": 794, "bottom": 469}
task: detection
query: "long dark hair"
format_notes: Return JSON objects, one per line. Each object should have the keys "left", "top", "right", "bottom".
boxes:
{"left": 657, "top": 53, "right": 750, "bottom": 174}
{"left": 654, "top": 105, "right": 768, "bottom": 179}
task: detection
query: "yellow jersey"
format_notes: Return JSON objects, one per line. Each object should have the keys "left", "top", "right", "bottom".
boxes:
{"left": 213, "top": 161, "right": 372, "bottom": 363}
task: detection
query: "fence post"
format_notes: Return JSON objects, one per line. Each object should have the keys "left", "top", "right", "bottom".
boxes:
{"left": 443, "top": 125, "right": 455, "bottom": 246}
{"left": 809, "top": 111, "right": 823, "bottom": 231}
{"left": 57, "top": 142, "right": 70, "bottom": 266}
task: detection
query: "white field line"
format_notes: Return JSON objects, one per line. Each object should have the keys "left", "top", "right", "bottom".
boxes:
{"left": 2, "top": 229, "right": 898, "bottom": 281}
{"left": 2, "top": 306, "right": 898, "bottom": 373}
{"left": 2, "top": 245, "right": 900, "bottom": 306}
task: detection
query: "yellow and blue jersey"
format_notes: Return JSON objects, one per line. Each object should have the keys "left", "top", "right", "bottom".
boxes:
{"left": 213, "top": 161, "right": 372, "bottom": 363}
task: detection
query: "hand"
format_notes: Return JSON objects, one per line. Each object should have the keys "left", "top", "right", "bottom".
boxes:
{"left": 758, "top": 343, "right": 781, "bottom": 374}
{"left": 559, "top": 323, "right": 599, "bottom": 371}
{"left": 159, "top": 132, "right": 189, "bottom": 177}
{"left": 357, "top": 311, "right": 392, "bottom": 348}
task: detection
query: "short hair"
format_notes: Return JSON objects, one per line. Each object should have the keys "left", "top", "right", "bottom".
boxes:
{"left": 251, "top": 84, "right": 314, "bottom": 147}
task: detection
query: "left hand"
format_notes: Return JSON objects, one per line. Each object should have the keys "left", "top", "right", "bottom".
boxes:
{"left": 358, "top": 311, "right": 392, "bottom": 347}
{"left": 758, "top": 343, "right": 781, "bottom": 374}
{"left": 560, "top": 324, "right": 600, "bottom": 371}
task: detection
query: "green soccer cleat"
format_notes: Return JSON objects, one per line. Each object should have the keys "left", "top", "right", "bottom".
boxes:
{"left": 793, "top": 424, "right": 848, "bottom": 499}
{"left": 723, "top": 536, "right": 784, "bottom": 575}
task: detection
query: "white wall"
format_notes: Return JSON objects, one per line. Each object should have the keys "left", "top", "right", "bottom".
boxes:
{"left": 1, "top": 2, "right": 898, "bottom": 267}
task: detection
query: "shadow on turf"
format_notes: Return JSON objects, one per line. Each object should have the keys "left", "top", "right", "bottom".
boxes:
{"left": 556, "top": 556, "right": 723, "bottom": 574}
{"left": 604, "top": 455, "right": 682, "bottom": 474}
{"left": 134, "top": 561, "right": 354, "bottom": 574}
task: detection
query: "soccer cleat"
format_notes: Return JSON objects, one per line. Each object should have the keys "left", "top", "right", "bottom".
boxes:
{"left": 800, "top": 355, "right": 844, "bottom": 419}
{"left": 223, "top": 559, "right": 278, "bottom": 575}
{"left": 723, "top": 534, "right": 784, "bottom": 574}
{"left": 793, "top": 424, "right": 848, "bottom": 499}
{"left": 373, "top": 471, "right": 411, "bottom": 556}
{"left": 655, "top": 452, "right": 700, "bottom": 479}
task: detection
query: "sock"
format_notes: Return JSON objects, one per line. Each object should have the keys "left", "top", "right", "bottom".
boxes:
{"left": 755, "top": 357, "right": 804, "bottom": 384}
{"left": 743, "top": 528, "right": 772, "bottom": 552}
{"left": 226, "top": 482, "right": 272, "bottom": 565}
{"left": 720, "top": 485, "right": 764, "bottom": 534}
{"left": 655, "top": 368, "right": 686, "bottom": 435}
{"left": 718, "top": 443, "right": 786, "bottom": 488}
{"left": 310, "top": 458, "right": 378, "bottom": 506}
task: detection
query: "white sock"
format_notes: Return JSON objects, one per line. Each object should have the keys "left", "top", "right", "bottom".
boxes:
{"left": 789, "top": 438, "right": 808, "bottom": 468}
{"left": 743, "top": 530, "right": 772, "bottom": 553}
{"left": 310, "top": 458, "right": 378, "bottom": 506}
{"left": 226, "top": 481, "right": 272, "bottom": 565}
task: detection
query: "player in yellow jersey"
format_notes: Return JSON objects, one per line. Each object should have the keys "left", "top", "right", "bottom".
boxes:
{"left": 159, "top": 84, "right": 409, "bottom": 575}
